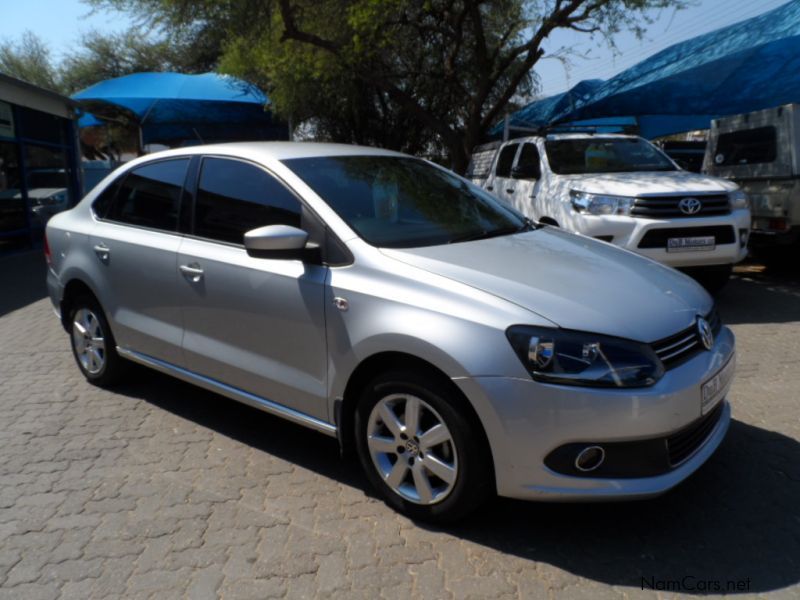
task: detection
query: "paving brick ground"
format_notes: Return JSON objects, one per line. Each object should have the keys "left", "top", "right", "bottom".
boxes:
{"left": 0, "top": 250, "right": 798, "bottom": 599}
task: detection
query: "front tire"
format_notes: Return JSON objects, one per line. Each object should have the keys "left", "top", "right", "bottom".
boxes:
{"left": 68, "top": 296, "right": 127, "bottom": 386}
{"left": 355, "top": 370, "right": 492, "bottom": 523}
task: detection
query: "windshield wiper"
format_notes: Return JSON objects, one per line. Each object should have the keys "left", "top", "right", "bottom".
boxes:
{"left": 448, "top": 219, "right": 536, "bottom": 244}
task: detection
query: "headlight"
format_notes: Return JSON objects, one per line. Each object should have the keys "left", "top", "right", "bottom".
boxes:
{"left": 506, "top": 325, "right": 664, "bottom": 388}
{"left": 570, "top": 190, "right": 633, "bottom": 216}
{"left": 729, "top": 189, "right": 749, "bottom": 210}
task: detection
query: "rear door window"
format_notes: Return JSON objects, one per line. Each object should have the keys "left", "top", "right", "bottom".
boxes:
{"left": 105, "top": 159, "right": 189, "bottom": 231}
{"left": 193, "top": 157, "right": 302, "bottom": 245}
{"left": 494, "top": 144, "right": 519, "bottom": 178}
{"left": 714, "top": 126, "right": 777, "bottom": 166}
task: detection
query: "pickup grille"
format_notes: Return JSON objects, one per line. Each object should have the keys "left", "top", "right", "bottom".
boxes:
{"left": 632, "top": 194, "right": 730, "bottom": 219}
{"left": 651, "top": 309, "right": 722, "bottom": 369}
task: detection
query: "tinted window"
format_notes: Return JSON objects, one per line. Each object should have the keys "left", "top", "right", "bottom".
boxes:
{"left": 495, "top": 144, "right": 518, "bottom": 177}
{"left": 283, "top": 156, "right": 525, "bottom": 248}
{"left": 106, "top": 159, "right": 188, "bottom": 231}
{"left": 91, "top": 179, "right": 121, "bottom": 219}
{"left": 544, "top": 138, "right": 675, "bottom": 174}
{"left": 516, "top": 143, "right": 540, "bottom": 169}
{"left": 714, "top": 126, "right": 776, "bottom": 166}
{"left": 194, "top": 157, "right": 302, "bottom": 244}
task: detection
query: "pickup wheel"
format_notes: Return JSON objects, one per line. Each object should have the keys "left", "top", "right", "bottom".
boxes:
{"left": 68, "top": 296, "right": 128, "bottom": 386}
{"left": 355, "top": 370, "right": 493, "bottom": 523}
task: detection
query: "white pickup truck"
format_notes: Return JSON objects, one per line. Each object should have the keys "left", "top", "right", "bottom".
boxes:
{"left": 467, "top": 133, "right": 751, "bottom": 291}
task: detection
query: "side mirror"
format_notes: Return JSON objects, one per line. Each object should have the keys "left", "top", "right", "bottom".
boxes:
{"left": 511, "top": 164, "right": 540, "bottom": 180}
{"left": 244, "top": 224, "right": 317, "bottom": 260}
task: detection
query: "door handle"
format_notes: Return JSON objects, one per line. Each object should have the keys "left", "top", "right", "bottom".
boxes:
{"left": 179, "top": 264, "right": 204, "bottom": 282}
{"left": 93, "top": 243, "right": 110, "bottom": 263}
{"left": 486, "top": 185, "right": 494, "bottom": 191}
{"left": 506, "top": 188, "right": 515, "bottom": 193}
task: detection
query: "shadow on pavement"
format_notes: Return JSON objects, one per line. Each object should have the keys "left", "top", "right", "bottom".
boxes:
{"left": 117, "top": 366, "right": 800, "bottom": 595}
{"left": 441, "top": 418, "right": 800, "bottom": 595}
{"left": 718, "top": 262, "right": 800, "bottom": 325}
{"left": 0, "top": 251, "right": 47, "bottom": 317}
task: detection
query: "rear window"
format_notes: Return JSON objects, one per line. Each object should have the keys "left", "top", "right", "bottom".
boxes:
{"left": 713, "top": 126, "right": 777, "bottom": 166}
{"left": 495, "top": 144, "right": 518, "bottom": 178}
{"left": 466, "top": 149, "right": 496, "bottom": 179}
{"left": 105, "top": 159, "right": 189, "bottom": 231}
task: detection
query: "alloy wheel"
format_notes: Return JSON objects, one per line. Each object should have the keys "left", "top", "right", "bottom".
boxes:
{"left": 366, "top": 393, "right": 458, "bottom": 505}
{"left": 72, "top": 308, "right": 106, "bottom": 375}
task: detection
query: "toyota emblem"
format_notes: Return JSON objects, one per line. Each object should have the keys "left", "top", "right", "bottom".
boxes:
{"left": 679, "top": 197, "right": 702, "bottom": 215}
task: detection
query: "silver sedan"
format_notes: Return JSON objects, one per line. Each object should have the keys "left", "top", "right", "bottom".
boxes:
{"left": 45, "top": 143, "right": 734, "bottom": 522}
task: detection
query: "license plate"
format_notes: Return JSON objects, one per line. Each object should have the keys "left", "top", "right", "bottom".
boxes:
{"left": 667, "top": 236, "right": 715, "bottom": 252}
{"left": 701, "top": 356, "right": 735, "bottom": 414}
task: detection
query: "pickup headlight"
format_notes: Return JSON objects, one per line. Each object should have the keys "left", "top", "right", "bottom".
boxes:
{"left": 729, "top": 189, "right": 749, "bottom": 210}
{"left": 506, "top": 325, "right": 664, "bottom": 388}
{"left": 570, "top": 190, "right": 633, "bottom": 216}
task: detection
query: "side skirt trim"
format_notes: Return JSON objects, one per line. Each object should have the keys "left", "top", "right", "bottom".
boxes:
{"left": 117, "top": 347, "right": 337, "bottom": 437}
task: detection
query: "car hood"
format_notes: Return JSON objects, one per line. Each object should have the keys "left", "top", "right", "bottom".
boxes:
{"left": 561, "top": 170, "right": 737, "bottom": 197}
{"left": 381, "top": 228, "right": 712, "bottom": 342}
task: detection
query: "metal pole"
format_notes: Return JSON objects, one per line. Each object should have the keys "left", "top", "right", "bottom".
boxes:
{"left": 503, "top": 112, "right": 510, "bottom": 142}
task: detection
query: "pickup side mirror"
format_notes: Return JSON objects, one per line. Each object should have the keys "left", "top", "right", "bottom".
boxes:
{"left": 243, "top": 224, "right": 318, "bottom": 261}
{"left": 511, "top": 163, "right": 540, "bottom": 180}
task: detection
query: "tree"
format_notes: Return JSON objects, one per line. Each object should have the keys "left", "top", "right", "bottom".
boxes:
{"left": 0, "top": 31, "right": 61, "bottom": 92}
{"left": 94, "top": 1, "right": 691, "bottom": 171}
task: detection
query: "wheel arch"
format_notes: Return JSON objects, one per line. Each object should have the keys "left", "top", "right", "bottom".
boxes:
{"left": 335, "top": 351, "right": 496, "bottom": 489}
{"left": 59, "top": 278, "right": 101, "bottom": 333}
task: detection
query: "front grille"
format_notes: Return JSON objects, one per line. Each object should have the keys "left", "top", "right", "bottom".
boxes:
{"left": 651, "top": 308, "right": 722, "bottom": 369}
{"left": 638, "top": 225, "right": 736, "bottom": 249}
{"left": 667, "top": 402, "right": 725, "bottom": 466}
{"left": 632, "top": 194, "right": 730, "bottom": 219}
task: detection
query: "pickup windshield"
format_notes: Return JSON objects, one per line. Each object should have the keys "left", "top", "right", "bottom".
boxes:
{"left": 283, "top": 155, "right": 527, "bottom": 248}
{"left": 545, "top": 138, "right": 676, "bottom": 174}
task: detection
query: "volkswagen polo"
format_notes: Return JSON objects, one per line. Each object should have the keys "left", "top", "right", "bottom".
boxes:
{"left": 45, "top": 143, "right": 734, "bottom": 522}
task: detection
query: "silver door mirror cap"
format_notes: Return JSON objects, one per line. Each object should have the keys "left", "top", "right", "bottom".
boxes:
{"left": 244, "top": 225, "right": 309, "bottom": 251}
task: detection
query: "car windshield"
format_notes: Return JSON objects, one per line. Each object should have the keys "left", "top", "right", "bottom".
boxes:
{"left": 282, "top": 155, "right": 528, "bottom": 248}
{"left": 544, "top": 137, "right": 677, "bottom": 175}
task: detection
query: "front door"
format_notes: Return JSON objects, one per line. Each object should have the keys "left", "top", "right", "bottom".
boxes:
{"left": 508, "top": 142, "right": 542, "bottom": 218}
{"left": 177, "top": 157, "right": 329, "bottom": 421}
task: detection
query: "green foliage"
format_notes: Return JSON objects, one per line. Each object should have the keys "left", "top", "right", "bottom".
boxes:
{"left": 0, "top": 31, "right": 61, "bottom": 92}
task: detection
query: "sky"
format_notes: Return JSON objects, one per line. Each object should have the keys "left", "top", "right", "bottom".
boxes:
{"left": 0, "top": 0, "right": 792, "bottom": 97}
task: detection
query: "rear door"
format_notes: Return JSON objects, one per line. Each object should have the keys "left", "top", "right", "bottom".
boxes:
{"left": 90, "top": 158, "right": 190, "bottom": 365}
{"left": 486, "top": 143, "right": 519, "bottom": 204}
{"left": 177, "top": 156, "right": 329, "bottom": 421}
{"left": 508, "top": 142, "right": 543, "bottom": 218}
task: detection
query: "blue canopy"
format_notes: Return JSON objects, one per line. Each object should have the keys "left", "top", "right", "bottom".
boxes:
{"left": 72, "top": 72, "right": 287, "bottom": 145}
{"left": 500, "top": 1, "right": 800, "bottom": 139}
{"left": 490, "top": 79, "right": 605, "bottom": 135}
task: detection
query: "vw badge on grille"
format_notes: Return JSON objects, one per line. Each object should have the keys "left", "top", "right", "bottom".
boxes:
{"left": 697, "top": 317, "right": 714, "bottom": 350}
{"left": 679, "top": 197, "right": 702, "bottom": 215}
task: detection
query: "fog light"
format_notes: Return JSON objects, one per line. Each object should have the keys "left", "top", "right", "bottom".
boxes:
{"left": 575, "top": 446, "right": 605, "bottom": 472}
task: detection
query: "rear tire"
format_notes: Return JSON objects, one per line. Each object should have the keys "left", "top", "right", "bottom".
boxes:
{"left": 68, "top": 295, "right": 128, "bottom": 387}
{"left": 355, "top": 369, "right": 493, "bottom": 523}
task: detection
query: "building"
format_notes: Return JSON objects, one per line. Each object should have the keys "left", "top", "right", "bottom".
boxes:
{"left": 0, "top": 74, "right": 80, "bottom": 252}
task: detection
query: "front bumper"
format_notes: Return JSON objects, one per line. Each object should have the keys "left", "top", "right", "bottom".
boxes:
{"left": 572, "top": 209, "right": 750, "bottom": 267}
{"left": 454, "top": 326, "right": 735, "bottom": 501}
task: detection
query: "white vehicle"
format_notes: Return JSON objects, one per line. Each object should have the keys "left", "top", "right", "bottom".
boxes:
{"left": 703, "top": 103, "right": 800, "bottom": 260}
{"left": 468, "top": 133, "right": 751, "bottom": 291}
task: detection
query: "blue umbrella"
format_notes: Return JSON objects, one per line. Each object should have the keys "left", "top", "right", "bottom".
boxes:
{"left": 72, "top": 72, "right": 287, "bottom": 146}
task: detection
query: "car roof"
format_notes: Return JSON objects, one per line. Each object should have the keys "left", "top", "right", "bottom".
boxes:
{"left": 133, "top": 141, "right": 406, "bottom": 163}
